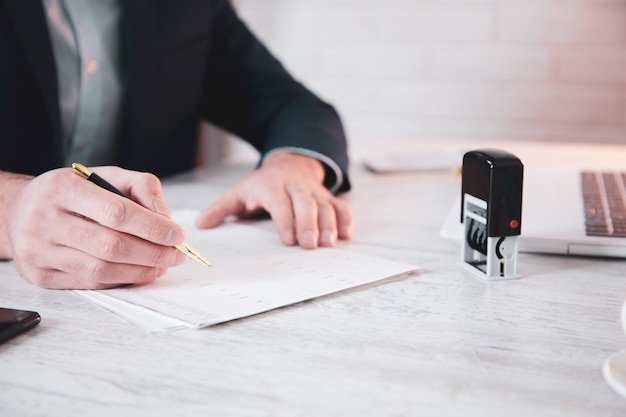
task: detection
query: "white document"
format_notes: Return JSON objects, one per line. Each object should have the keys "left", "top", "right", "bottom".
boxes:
{"left": 76, "top": 210, "right": 419, "bottom": 332}
{"left": 363, "top": 148, "right": 465, "bottom": 173}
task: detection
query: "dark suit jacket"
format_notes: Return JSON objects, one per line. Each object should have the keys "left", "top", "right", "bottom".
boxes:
{"left": 0, "top": 0, "right": 350, "bottom": 192}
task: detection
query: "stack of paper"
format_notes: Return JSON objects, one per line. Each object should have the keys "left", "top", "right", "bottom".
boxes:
{"left": 76, "top": 210, "right": 419, "bottom": 332}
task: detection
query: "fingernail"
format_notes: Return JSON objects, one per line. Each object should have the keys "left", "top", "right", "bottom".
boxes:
{"left": 300, "top": 230, "right": 318, "bottom": 249}
{"left": 153, "top": 196, "right": 172, "bottom": 217}
{"left": 320, "top": 230, "right": 336, "bottom": 246}
{"left": 166, "top": 228, "right": 185, "bottom": 245}
{"left": 283, "top": 230, "right": 296, "bottom": 246}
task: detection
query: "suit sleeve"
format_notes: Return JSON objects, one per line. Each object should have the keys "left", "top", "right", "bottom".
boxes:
{"left": 200, "top": 0, "right": 351, "bottom": 193}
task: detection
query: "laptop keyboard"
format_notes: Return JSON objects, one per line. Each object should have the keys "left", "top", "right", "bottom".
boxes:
{"left": 581, "top": 171, "right": 626, "bottom": 237}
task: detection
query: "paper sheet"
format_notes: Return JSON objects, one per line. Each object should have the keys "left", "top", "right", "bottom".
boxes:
{"left": 363, "top": 148, "right": 465, "bottom": 173}
{"left": 76, "top": 210, "right": 419, "bottom": 331}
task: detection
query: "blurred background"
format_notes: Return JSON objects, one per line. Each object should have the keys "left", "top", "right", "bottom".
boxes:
{"left": 203, "top": 0, "right": 626, "bottom": 164}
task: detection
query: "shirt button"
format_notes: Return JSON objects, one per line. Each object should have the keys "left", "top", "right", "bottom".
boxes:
{"left": 86, "top": 59, "right": 98, "bottom": 74}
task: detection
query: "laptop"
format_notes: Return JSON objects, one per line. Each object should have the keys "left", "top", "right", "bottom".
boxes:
{"left": 440, "top": 166, "right": 626, "bottom": 258}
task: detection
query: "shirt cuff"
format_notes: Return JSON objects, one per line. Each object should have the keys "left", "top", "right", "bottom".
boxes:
{"left": 261, "top": 147, "right": 344, "bottom": 194}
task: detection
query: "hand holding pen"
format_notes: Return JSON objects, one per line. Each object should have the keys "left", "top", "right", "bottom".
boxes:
{"left": 0, "top": 165, "right": 207, "bottom": 290}
{"left": 72, "top": 163, "right": 211, "bottom": 267}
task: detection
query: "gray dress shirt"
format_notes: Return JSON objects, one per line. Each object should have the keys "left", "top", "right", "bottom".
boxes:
{"left": 43, "top": 0, "right": 124, "bottom": 166}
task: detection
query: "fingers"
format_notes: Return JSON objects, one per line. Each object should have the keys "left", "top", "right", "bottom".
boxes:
{"left": 331, "top": 195, "right": 354, "bottom": 241}
{"left": 14, "top": 245, "right": 171, "bottom": 290}
{"left": 68, "top": 168, "right": 186, "bottom": 247}
{"left": 93, "top": 167, "right": 173, "bottom": 218}
{"left": 56, "top": 212, "right": 187, "bottom": 267}
{"left": 285, "top": 187, "right": 353, "bottom": 249}
{"left": 316, "top": 196, "right": 338, "bottom": 247}
{"left": 283, "top": 186, "right": 324, "bottom": 249}
{"left": 6, "top": 167, "right": 187, "bottom": 290}
{"left": 195, "top": 154, "right": 354, "bottom": 250}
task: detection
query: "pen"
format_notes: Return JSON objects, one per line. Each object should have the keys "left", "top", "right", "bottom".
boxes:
{"left": 71, "top": 162, "right": 212, "bottom": 267}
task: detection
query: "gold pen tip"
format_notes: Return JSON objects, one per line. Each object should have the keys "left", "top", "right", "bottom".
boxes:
{"left": 176, "top": 243, "right": 212, "bottom": 267}
{"left": 191, "top": 250, "right": 212, "bottom": 267}
{"left": 196, "top": 257, "right": 212, "bottom": 267}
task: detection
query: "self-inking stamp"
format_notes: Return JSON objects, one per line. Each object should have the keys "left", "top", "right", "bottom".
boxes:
{"left": 461, "top": 149, "right": 523, "bottom": 280}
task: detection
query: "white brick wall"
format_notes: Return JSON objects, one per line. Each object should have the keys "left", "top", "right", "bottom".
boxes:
{"left": 229, "top": 0, "right": 626, "bottom": 155}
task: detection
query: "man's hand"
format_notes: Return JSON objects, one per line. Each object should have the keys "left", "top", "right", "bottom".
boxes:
{"left": 195, "top": 152, "right": 353, "bottom": 248}
{"left": 0, "top": 167, "right": 187, "bottom": 289}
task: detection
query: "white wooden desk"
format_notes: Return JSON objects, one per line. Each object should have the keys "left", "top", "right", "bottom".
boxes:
{"left": 2, "top": 141, "right": 626, "bottom": 416}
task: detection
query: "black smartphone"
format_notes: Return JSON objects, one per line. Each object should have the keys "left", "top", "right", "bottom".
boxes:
{"left": 0, "top": 307, "right": 41, "bottom": 343}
